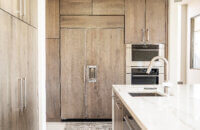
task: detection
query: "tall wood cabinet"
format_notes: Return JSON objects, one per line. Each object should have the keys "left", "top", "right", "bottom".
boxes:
{"left": 0, "top": 0, "right": 37, "bottom": 27}
{"left": 0, "top": 5, "right": 38, "bottom": 130}
{"left": 60, "top": 16, "right": 125, "bottom": 119}
{"left": 125, "top": 0, "right": 167, "bottom": 44}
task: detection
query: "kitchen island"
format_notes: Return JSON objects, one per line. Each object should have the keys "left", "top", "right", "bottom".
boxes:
{"left": 112, "top": 85, "right": 200, "bottom": 130}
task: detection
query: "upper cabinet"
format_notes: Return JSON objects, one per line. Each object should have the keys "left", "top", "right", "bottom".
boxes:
{"left": 60, "top": 0, "right": 124, "bottom": 15}
{"left": 125, "top": 0, "right": 167, "bottom": 44}
{"left": 46, "top": 0, "right": 59, "bottom": 38}
{"left": 0, "top": 0, "right": 37, "bottom": 27}
{"left": 93, "top": 0, "right": 125, "bottom": 15}
{"left": 0, "top": 0, "right": 19, "bottom": 17}
{"left": 125, "top": 0, "right": 145, "bottom": 44}
{"left": 60, "top": 0, "right": 92, "bottom": 15}
{"left": 146, "top": 0, "right": 166, "bottom": 44}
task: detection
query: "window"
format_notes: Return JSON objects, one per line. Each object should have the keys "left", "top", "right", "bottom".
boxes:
{"left": 191, "top": 15, "right": 200, "bottom": 69}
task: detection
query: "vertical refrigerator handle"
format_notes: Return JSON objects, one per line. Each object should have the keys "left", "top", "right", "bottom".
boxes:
{"left": 19, "top": 78, "right": 23, "bottom": 112}
{"left": 87, "top": 65, "right": 97, "bottom": 83}
{"left": 23, "top": 77, "right": 27, "bottom": 110}
{"left": 146, "top": 29, "right": 150, "bottom": 42}
{"left": 141, "top": 28, "right": 145, "bottom": 42}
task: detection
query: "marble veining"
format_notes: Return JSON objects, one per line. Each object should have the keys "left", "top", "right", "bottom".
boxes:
{"left": 113, "top": 84, "right": 200, "bottom": 130}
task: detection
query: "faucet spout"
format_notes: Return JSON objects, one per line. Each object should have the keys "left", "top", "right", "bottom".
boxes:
{"left": 146, "top": 56, "right": 169, "bottom": 82}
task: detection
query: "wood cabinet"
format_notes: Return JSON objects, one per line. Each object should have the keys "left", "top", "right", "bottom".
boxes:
{"left": 86, "top": 29, "right": 125, "bottom": 119}
{"left": 61, "top": 29, "right": 86, "bottom": 119}
{"left": 0, "top": 9, "right": 12, "bottom": 129}
{"left": 46, "top": 0, "right": 59, "bottom": 38}
{"left": 125, "top": 0, "right": 167, "bottom": 44}
{"left": 60, "top": 0, "right": 92, "bottom": 15}
{"left": 0, "top": 0, "right": 37, "bottom": 27}
{"left": 0, "top": 8, "right": 38, "bottom": 130}
{"left": 93, "top": 0, "right": 125, "bottom": 15}
{"left": 46, "top": 39, "right": 61, "bottom": 121}
{"left": 61, "top": 16, "right": 125, "bottom": 119}
{"left": 60, "top": 0, "right": 125, "bottom": 15}
{"left": 113, "top": 96, "right": 123, "bottom": 130}
{"left": 0, "top": 0, "right": 19, "bottom": 17}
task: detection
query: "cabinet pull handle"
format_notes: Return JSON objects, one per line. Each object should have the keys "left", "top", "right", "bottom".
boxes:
{"left": 24, "top": 0, "right": 26, "bottom": 16}
{"left": 19, "top": 78, "right": 23, "bottom": 112}
{"left": 116, "top": 102, "right": 122, "bottom": 110}
{"left": 146, "top": 29, "right": 150, "bottom": 42}
{"left": 87, "top": 65, "right": 97, "bottom": 83}
{"left": 23, "top": 77, "right": 27, "bottom": 110}
{"left": 19, "top": 0, "right": 23, "bottom": 16}
{"left": 124, "top": 115, "right": 134, "bottom": 130}
{"left": 142, "top": 29, "right": 145, "bottom": 42}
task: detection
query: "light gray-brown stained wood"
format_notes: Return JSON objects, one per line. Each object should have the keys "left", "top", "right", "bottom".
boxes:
{"left": 125, "top": 0, "right": 145, "bottom": 44}
{"left": 86, "top": 29, "right": 125, "bottom": 119}
{"left": 61, "top": 29, "right": 86, "bottom": 119}
{"left": 46, "top": 39, "right": 61, "bottom": 121}
{"left": 61, "top": 16, "right": 124, "bottom": 28}
{"left": 60, "top": 0, "right": 92, "bottom": 15}
{"left": 146, "top": 0, "right": 166, "bottom": 44}
{"left": 93, "top": 0, "right": 125, "bottom": 15}
{"left": 46, "top": 0, "right": 59, "bottom": 38}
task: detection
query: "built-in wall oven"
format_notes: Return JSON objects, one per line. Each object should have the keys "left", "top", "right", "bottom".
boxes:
{"left": 126, "top": 44, "right": 165, "bottom": 85}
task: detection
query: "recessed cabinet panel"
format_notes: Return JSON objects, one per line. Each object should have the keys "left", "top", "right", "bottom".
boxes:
{"left": 125, "top": 0, "right": 146, "bottom": 44}
{"left": 0, "top": 9, "right": 12, "bottom": 129}
{"left": 93, "top": 0, "right": 125, "bottom": 15}
{"left": 61, "top": 29, "right": 86, "bottom": 119}
{"left": 60, "top": 0, "right": 92, "bottom": 15}
{"left": 146, "top": 0, "right": 166, "bottom": 44}
{"left": 46, "top": 39, "right": 60, "bottom": 121}
{"left": 61, "top": 16, "right": 124, "bottom": 28}
{"left": 46, "top": 0, "right": 59, "bottom": 38}
{"left": 86, "top": 29, "right": 125, "bottom": 119}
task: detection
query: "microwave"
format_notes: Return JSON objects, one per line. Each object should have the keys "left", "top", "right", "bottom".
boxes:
{"left": 126, "top": 44, "right": 165, "bottom": 67}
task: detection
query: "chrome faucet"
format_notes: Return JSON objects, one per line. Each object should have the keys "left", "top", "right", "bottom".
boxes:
{"left": 146, "top": 56, "right": 170, "bottom": 94}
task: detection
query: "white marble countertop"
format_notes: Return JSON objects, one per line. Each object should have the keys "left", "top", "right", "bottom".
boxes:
{"left": 113, "top": 84, "right": 200, "bottom": 130}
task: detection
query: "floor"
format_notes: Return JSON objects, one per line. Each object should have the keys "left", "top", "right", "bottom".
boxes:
{"left": 47, "top": 122, "right": 112, "bottom": 130}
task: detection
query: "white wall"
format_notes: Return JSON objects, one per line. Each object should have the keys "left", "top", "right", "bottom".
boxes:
{"left": 187, "top": 0, "right": 200, "bottom": 84}
{"left": 168, "top": 0, "right": 179, "bottom": 84}
{"left": 38, "top": 0, "right": 46, "bottom": 129}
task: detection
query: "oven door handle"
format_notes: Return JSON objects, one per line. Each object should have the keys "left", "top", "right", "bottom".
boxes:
{"left": 132, "top": 75, "right": 159, "bottom": 77}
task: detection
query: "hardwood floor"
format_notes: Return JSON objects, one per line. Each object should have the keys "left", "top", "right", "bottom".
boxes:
{"left": 47, "top": 122, "right": 112, "bottom": 130}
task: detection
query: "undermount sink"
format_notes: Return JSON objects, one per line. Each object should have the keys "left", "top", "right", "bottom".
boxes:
{"left": 129, "top": 92, "right": 164, "bottom": 97}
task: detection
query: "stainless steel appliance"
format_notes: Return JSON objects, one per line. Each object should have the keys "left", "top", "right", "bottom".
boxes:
{"left": 126, "top": 44, "right": 165, "bottom": 85}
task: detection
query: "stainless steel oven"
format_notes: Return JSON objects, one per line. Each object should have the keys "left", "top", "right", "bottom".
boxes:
{"left": 126, "top": 44, "right": 165, "bottom": 66}
{"left": 126, "top": 66, "right": 164, "bottom": 85}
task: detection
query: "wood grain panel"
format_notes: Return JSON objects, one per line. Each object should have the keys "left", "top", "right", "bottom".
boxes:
{"left": 146, "top": 0, "right": 166, "bottom": 44}
{"left": 46, "top": 39, "right": 61, "bottom": 121}
{"left": 30, "top": 0, "right": 38, "bottom": 27}
{"left": 60, "top": 0, "right": 92, "bottom": 15}
{"left": 93, "top": 0, "right": 125, "bottom": 15}
{"left": 61, "top": 16, "right": 124, "bottom": 28}
{"left": 46, "top": 0, "right": 59, "bottom": 38}
{"left": 0, "top": 9, "right": 12, "bottom": 129}
{"left": 125, "top": 0, "right": 145, "bottom": 44}
{"left": 86, "top": 29, "right": 125, "bottom": 119}
{"left": 61, "top": 29, "right": 86, "bottom": 119}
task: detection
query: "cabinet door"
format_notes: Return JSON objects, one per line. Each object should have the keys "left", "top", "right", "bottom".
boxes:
{"left": 86, "top": 29, "right": 125, "bottom": 119}
{"left": 125, "top": 0, "right": 145, "bottom": 44}
{"left": 114, "top": 97, "right": 123, "bottom": 130}
{"left": 60, "top": 0, "right": 92, "bottom": 15}
{"left": 93, "top": 0, "right": 125, "bottom": 15}
{"left": 0, "top": 0, "right": 19, "bottom": 18}
{"left": 61, "top": 29, "right": 86, "bottom": 119}
{"left": 46, "top": 39, "right": 60, "bottom": 121}
{"left": 0, "top": 9, "right": 12, "bottom": 130}
{"left": 146, "top": 0, "right": 167, "bottom": 44}
{"left": 21, "top": 26, "right": 39, "bottom": 130}
{"left": 29, "top": 0, "right": 37, "bottom": 27}
{"left": 46, "top": 0, "right": 59, "bottom": 38}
